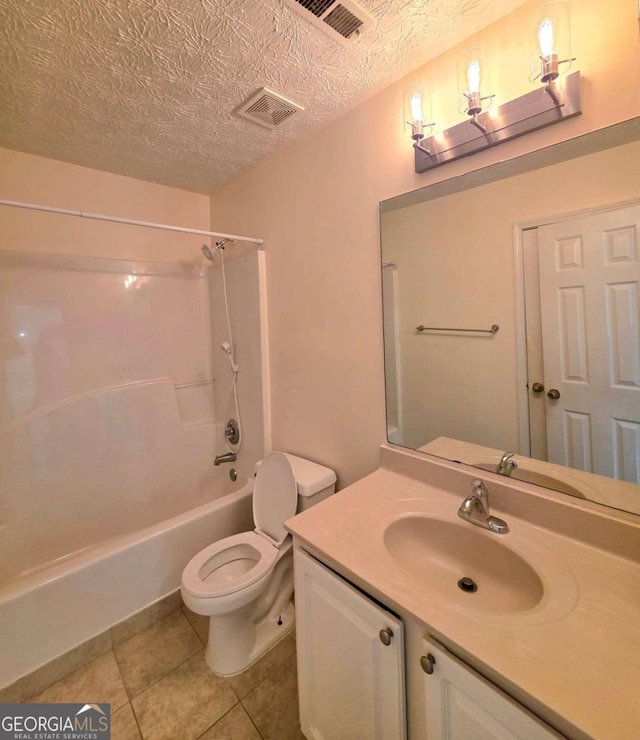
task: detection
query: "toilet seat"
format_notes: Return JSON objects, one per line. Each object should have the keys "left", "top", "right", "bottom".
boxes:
{"left": 181, "top": 531, "right": 278, "bottom": 599}
{"left": 181, "top": 452, "right": 299, "bottom": 604}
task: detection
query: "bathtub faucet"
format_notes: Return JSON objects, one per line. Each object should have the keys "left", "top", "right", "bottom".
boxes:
{"left": 214, "top": 452, "right": 236, "bottom": 466}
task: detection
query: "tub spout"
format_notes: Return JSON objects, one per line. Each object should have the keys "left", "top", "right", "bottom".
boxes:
{"left": 214, "top": 452, "right": 236, "bottom": 465}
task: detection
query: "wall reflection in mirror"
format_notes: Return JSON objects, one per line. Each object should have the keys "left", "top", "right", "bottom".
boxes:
{"left": 380, "top": 118, "right": 640, "bottom": 516}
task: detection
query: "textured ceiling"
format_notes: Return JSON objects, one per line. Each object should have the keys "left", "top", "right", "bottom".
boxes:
{"left": 0, "top": 0, "right": 527, "bottom": 194}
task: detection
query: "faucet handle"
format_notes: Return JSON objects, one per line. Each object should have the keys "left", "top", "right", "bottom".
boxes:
{"left": 470, "top": 478, "right": 486, "bottom": 494}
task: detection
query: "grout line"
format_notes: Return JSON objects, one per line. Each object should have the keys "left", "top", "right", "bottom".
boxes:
{"left": 123, "top": 649, "right": 241, "bottom": 740}
{"left": 118, "top": 701, "right": 144, "bottom": 740}
{"left": 111, "top": 647, "right": 136, "bottom": 703}
{"left": 113, "top": 611, "right": 202, "bottom": 700}
{"left": 240, "top": 699, "right": 265, "bottom": 740}
{"left": 129, "top": 702, "right": 145, "bottom": 740}
{"left": 225, "top": 676, "right": 242, "bottom": 704}
{"left": 113, "top": 602, "right": 183, "bottom": 651}
{"left": 124, "top": 647, "right": 205, "bottom": 703}
{"left": 238, "top": 640, "right": 298, "bottom": 703}
{"left": 193, "top": 700, "right": 244, "bottom": 740}
{"left": 15, "top": 632, "right": 114, "bottom": 704}
{"left": 181, "top": 606, "right": 207, "bottom": 648}
{"left": 33, "top": 612, "right": 293, "bottom": 740}
{"left": 7, "top": 577, "right": 180, "bottom": 702}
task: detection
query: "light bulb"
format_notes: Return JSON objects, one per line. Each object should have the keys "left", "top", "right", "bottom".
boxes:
{"left": 404, "top": 82, "right": 431, "bottom": 143}
{"left": 537, "top": 17, "right": 555, "bottom": 58}
{"left": 410, "top": 92, "right": 423, "bottom": 124}
{"left": 467, "top": 60, "right": 481, "bottom": 94}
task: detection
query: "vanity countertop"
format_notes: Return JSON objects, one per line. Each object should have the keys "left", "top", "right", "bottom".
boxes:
{"left": 285, "top": 447, "right": 640, "bottom": 740}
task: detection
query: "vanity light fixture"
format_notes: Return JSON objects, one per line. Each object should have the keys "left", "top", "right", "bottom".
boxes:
{"left": 411, "top": 2, "right": 581, "bottom": 175}
{"left": 403, "top": 82, "right": 435, "bottom": 156}
{"left": 457, "top": 47, "right": 494, "bottom": 134}
{"left": 530, "top": 1, "right": 575, "bottom": 105}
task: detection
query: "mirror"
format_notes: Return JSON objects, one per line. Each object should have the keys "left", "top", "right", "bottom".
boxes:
{"left": 380, "top": 117, "right": 640, "bottom": 516}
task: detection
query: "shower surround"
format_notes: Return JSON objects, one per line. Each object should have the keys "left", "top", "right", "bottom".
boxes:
{"left": 0, "top": 248, "right": 267, "bottom": 687}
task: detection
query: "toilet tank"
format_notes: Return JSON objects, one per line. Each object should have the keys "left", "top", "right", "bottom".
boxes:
{"left": 254, "top": 453, "right": 337, "bottom": 512}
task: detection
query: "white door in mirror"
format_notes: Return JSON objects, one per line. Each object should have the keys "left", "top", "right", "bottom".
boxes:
{"left": 538, "top": 204, "right": 640, "bottom": 482}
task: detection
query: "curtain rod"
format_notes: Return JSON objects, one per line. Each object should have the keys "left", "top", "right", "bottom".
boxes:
{"left": 0, "top": 199, "right": 264, "bottom": 245}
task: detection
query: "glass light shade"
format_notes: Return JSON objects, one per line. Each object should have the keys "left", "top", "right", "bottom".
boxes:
{"left": 529, "top": 1, "right": 572, "bottom": 83}
{"left": 403, "top": 82, "right": 432, "bottom": 141}
{"left": 457, "top": 47, "right": 492, "bottom": 116}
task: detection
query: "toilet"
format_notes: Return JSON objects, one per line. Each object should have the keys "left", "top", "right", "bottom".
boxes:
{"left": 181, "top": 451, "right": 336, "bottom": 676}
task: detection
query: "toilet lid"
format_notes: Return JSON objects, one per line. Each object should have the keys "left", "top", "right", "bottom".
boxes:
{"left": 253, "top": 452, "right": 298, "bottom": 544}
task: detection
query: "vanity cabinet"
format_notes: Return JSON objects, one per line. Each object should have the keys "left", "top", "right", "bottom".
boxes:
{"left": 421, "top": 637, "right": 561, "bottom": 739}
{"left": 294, "top": 545, "right": 563, "bottom": 740}
{"left": 293, "top": 547, "right": 406, "bottom": 740}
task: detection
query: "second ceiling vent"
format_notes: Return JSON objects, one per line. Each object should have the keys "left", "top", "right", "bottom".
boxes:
{"left": 282, "top": 0, "right": 373, "bottom": 45}
{"left": 235, "top": 88, "right": 304, "bottom": 129}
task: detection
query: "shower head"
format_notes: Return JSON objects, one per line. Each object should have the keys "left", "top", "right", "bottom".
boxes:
{"left": 202, "top": 239, "right": 236, "bottom": 262}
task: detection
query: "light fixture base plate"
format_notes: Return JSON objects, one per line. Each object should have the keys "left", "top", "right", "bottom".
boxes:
{"left": 414, "top": 71, "right": 581, "bottom": 174}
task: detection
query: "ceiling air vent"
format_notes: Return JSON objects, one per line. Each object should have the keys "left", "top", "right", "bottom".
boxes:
{"left": 235, "top": 88, "right": 304, "bottom": 130}
{"left": 282, "top": 0, "right": 373, "bottom": 45}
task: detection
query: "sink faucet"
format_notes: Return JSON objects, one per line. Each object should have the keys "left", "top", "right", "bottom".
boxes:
{"left": 496, "top": 451, "right": 517, "bottom": 477}
{"left": 214, "top": 451, "right": 236, "bottom": 466}
{"left": 458, "top": 479, "right": 509, "bottom": 534}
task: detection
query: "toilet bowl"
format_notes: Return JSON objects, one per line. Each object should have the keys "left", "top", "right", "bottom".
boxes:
{"left": 181, "top": 451, "right": 336, "bottom": 676}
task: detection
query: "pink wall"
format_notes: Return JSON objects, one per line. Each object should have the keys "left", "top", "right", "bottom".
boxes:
{"left": 210, "top": 0, "right": 640, "bottom": 487}
{"left": 0, "top": 148, "right": 210, "bottom": 262}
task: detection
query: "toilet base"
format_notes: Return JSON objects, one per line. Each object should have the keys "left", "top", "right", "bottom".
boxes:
{"left": 205, "top": 601, "right": 295, "bottom": 677}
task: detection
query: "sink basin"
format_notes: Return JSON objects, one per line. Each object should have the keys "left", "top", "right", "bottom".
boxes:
{"left": 384, "top": 515, "right": 544, "bottom": 615}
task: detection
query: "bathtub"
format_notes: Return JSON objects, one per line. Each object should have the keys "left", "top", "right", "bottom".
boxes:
{"left": 0, "top": 474, "right": 254, "bottom": 689}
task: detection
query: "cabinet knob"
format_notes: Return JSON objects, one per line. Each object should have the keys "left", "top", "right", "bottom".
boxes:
{"left": 379, "top": 628, "right": 393, "bottom": 646}
{"left": 420, "top": 654, "right": 436, "bottom": 675}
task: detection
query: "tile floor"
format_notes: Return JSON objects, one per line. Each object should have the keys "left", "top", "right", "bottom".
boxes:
{"left": 24, "top": 606, "right": 303, "bottom": 740}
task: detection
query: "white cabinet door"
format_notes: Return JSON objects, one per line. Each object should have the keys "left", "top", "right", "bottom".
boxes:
{"left": 294, "top": 548, "right": 406, "bottom": 740}
{"left": 422, "top": 638, "right": 561, "bottom": 739}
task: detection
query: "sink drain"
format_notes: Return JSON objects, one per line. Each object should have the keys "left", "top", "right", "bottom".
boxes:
{"left": 458, "top": 577, "right": 478, "bottom": 593}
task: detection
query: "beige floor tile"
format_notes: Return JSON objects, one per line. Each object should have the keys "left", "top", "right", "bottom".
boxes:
{"left": 114, "top": 610, "right": 202, "bottom": 698}
{"left": 111, "top": 703, "right": 142, "bottom": 740}
{"left": 199, "top": 704, "right": 261, "bottom": 740}
{"left": 132, "top": 651, "right": 237, "bottom": 740}
{"left": 181, "top": 605, "right": 209, "bottom": 646}
{"left": 2, "top": 631, "right": 112, "bottom": 704}
{"left": 228, "top": 632, "right": 296, "bottom": 699}
{"left": 29, "top": 651, "right": 128, "bottom": 711}
{"left": 242, "top": 654, "right": 303, "bottom": 740}
{"left": 112, "top": 591, "right": 182, "bottom": 647}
